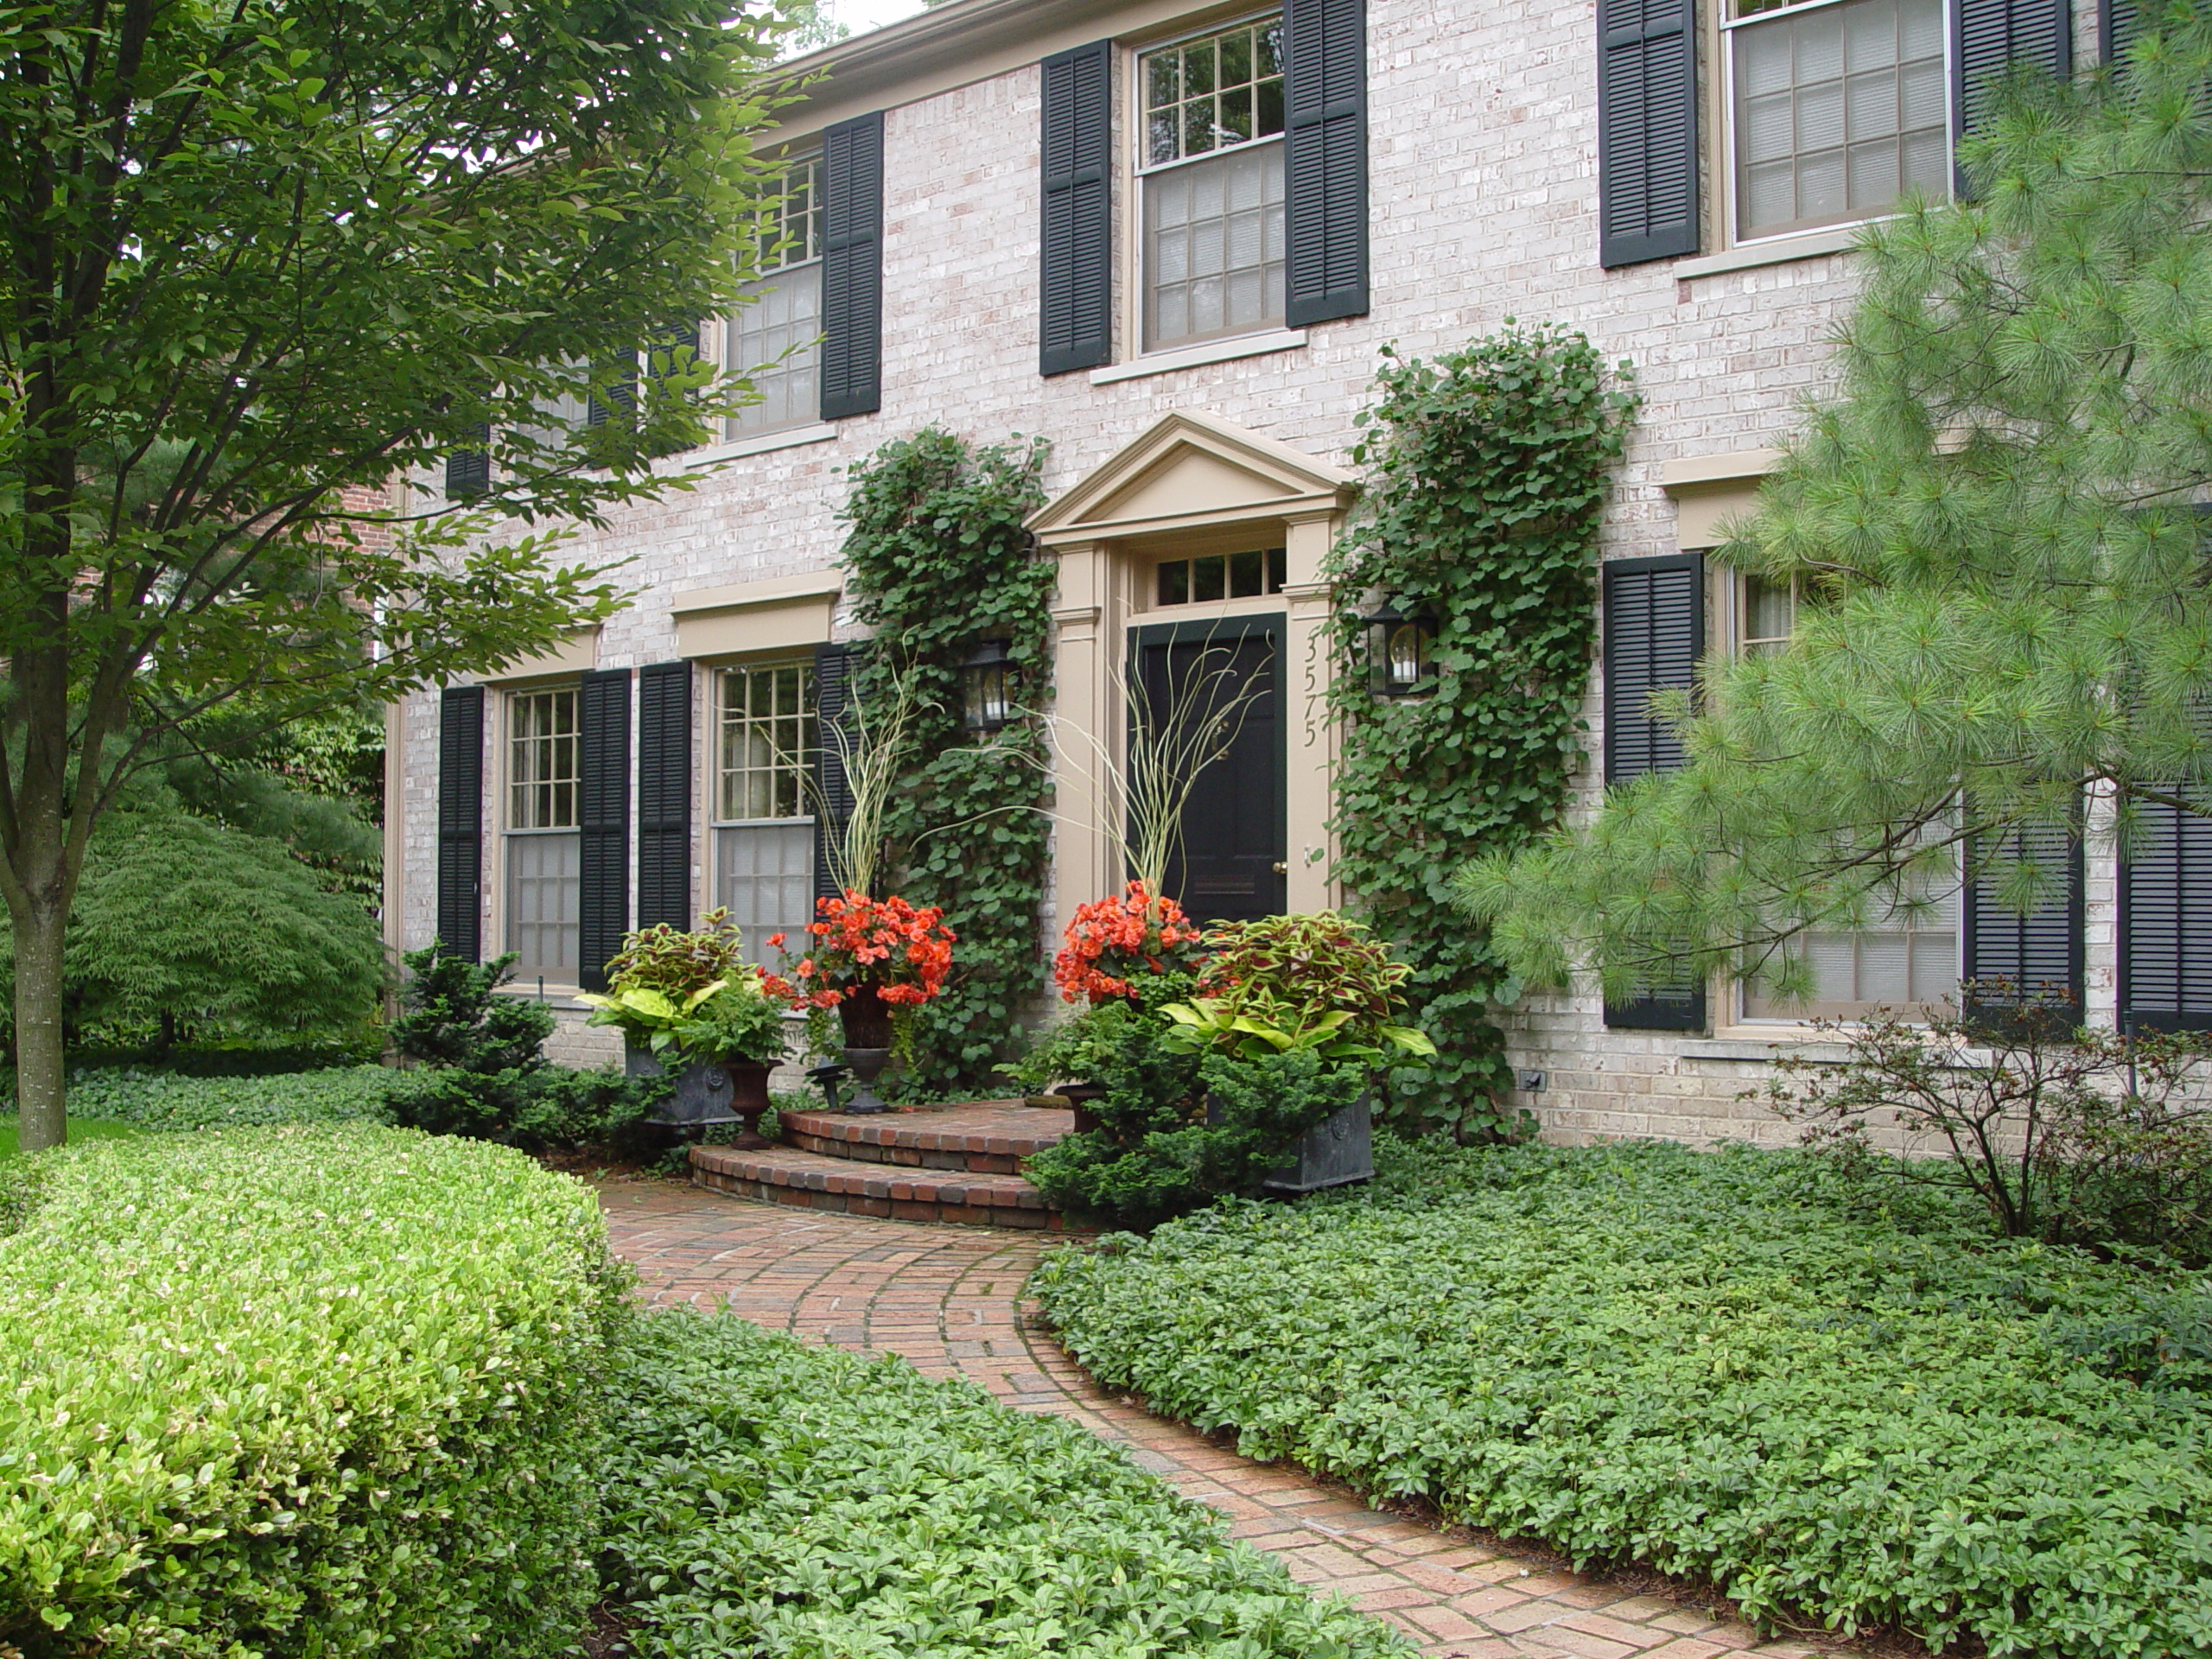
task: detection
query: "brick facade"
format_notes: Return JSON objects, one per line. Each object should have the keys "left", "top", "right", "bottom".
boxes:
{"left": 391, "top": 0, "right": 2108, "bottom": 1137}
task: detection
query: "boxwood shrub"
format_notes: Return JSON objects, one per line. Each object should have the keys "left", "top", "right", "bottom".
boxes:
{"left": 1032, "top": 1138, "right": 2212, "bottom": 1658}
{"left": 601, "top": 1308, "right": 1413, "bottom": 1659}
{"left": 0, "top": 1123, "right": 627, "bottom": 1656}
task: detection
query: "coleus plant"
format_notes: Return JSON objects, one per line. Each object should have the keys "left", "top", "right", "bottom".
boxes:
{"left": 1158, "top": 912, "right": 1436, "bottom": 1065}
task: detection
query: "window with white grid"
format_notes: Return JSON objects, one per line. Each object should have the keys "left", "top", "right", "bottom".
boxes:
{"left": 1139, "top": 16, "right": 1287, "bottom": 353}
{"left": 505, "top": 688, "right": 581, "bottom": 982}
{"left": 715, "top": 662, "right": 817, "bottom": 951}
{"left": 726, "top": 155, "right": 824, "bottom": 440}
{"left": 1728, "top": 0, "right": 1951, "bottom": 242}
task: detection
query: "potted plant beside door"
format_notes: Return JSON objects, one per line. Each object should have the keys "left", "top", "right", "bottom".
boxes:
{"left": 766, "top": 891, "right": 956, "bottom": 1113}
{"left": 579, "top": 911, "right": 790, "bottom": 1140}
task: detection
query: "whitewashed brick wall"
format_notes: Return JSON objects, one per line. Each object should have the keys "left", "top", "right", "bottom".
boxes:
{"left": 395, "top": 0, "right": 1977, "bottom": 1144}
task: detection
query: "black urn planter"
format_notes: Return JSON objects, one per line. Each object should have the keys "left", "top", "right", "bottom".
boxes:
{"left": 1054, "top": 1080, "right": 1109, "bottom": 1135}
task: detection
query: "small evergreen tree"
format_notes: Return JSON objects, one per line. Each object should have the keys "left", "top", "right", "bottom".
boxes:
{"left": 1464, "top": 7, "right": 2212, "bottom": 996}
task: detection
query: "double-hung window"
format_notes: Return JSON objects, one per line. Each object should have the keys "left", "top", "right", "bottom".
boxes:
{"left": 715, "top": 663, "right": 818, "bottom": 952}
{"left": 505, "top": 688, "right": 582, "bottom": 983}
{"left": 1138, "top": 16, "right": 1287, "bottom": 353}
{"left": 725, "top": 155, "right": 825, "bottom": 440}
{"left": 1727, "top": 574, "right": 1961, "bottom": 1020}
{"left": 1726, "top": 0, "right": 1951, "bottom": 242}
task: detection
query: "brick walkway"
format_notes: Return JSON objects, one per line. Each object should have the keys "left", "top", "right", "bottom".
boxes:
{"left": 601, "top": 1181, "right": 1834, "bottom": 1659}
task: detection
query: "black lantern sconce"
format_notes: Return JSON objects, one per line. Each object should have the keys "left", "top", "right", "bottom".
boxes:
{"left": 1363, "top": 601, "right": 1437, "bottom": 696}
{"left": 961, "top": 639, "right": 1014, "bottom": 732}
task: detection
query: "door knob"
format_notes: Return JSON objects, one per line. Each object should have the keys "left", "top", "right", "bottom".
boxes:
{"left": 1271, "top": 861, "right": 1287, "bottom": 875}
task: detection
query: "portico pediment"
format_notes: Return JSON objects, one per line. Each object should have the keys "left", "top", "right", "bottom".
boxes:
{"left": 1028, "top": 410, "right": 1357, "bottom": 548}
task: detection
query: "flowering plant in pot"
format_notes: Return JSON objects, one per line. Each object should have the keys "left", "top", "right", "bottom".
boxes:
{"left": 1052, "top": 880, "right": 1201, "bottom": 1005}
{"left": 579, "top": 910, "right": 789, "bottom": 1135}
{"left": 765, "top": 891, "right": 956, "bottom": 1111}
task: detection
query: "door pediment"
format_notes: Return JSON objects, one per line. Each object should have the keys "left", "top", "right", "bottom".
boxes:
{"left": 1029, "top": 410, "right": 1356, "bottom": 548}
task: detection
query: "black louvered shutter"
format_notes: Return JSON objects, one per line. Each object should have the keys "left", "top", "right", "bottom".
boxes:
{"left": 1597, "top": 0, "right": 1700, "bottom": 269}
{"left": 586, "top": 353, "right": 639, "bottom": 431}
{"left": 1040, "top": 41, "right": 1114, "bottom": 376}
{"left": 436, "top": 685, "right": 485, "bottom": 961}
{"left": 1283, "top": 0, "right": 1369, "bottom": 327}
{"left": 2121, "top": 788, "right": 2212, "bottom": 1033}
{"left": 812, "top": 645, "right": 856, "bottom": 904}
{"left": 820, "top": 113, "right": 884, "bottom": 421}
{"left": 2100, "top": 0, "right": 2140, "bottom": 65}
{"left": 1964, "top": 817, "right": 2084, "bottom": 1033}
{"left": 1955, "top": 0, "right": 2072, "bottom": 143}
{"left": 635, "top": 661, "right": 693, "bottom": 932}
{"left": 1602, "top": 553, "right": 1707, "bottom": 1029}
{"left": 578, "top": 668, "right": 631, "bottom": 992}
{"left": 444, "top": 426, "right": 491, "bottom": 500}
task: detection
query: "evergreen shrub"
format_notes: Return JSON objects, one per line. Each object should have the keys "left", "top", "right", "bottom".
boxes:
{"left": 601, "top": 1306, "right": 1411, "bottom": 1658}
{"left": 0, "top": 1124, "right": 628, "bottom": 1656}
{"left": 1033, "top": 1138, "right": 2212, "bottom": 1657}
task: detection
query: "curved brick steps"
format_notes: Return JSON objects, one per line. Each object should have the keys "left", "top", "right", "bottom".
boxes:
{"left": 689, "top": 1099, "right": 1080, "bottom": 1230}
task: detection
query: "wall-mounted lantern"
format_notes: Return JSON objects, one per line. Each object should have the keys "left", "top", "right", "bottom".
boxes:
{"left": 1363, "top": 601, "right": 1437, "bottom": 696}
{"left": 962, "top": 639, "right": 1014, "bottom": 732}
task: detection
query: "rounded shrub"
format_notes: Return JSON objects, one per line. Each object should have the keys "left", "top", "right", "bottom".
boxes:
{"left": 0, "top": 1122, "right": 627, "bottom": 1656}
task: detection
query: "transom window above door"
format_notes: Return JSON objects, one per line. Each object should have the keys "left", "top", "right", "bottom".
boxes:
{"left": 1726, "top": 0, "right": 1951, "bottom": 241}
{"left": 1154, "top": 548, "right": 1287, "bottom": 606}
{"left": 1138, "top": 16, "right": 1288, "bottom": 353}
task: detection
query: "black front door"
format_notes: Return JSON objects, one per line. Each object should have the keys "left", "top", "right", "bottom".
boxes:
{"left": 1131, "top": 617, "right": 1286, "bottom": 925}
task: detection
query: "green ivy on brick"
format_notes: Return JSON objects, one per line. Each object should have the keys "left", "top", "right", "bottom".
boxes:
{"left": 1328, "top": 323, "right": 1637, "bottom": 1139}
{"left": 839, "top": 428, "right": 1054, "bottom": 1097}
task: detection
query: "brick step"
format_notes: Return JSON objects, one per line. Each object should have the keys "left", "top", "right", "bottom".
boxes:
{"left": 780, "top": 1101, "right": 1073, "bottom": 1173}
{"left": 689, "top": 1141, "right": 1075, "bottom": 1230}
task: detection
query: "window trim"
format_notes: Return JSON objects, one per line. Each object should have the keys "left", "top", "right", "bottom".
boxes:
{"left": 1714, "top": 0, "right": 1956, "bottom": 252}
{"left": 710, "top": 658, "right": 818, "bottom": 831}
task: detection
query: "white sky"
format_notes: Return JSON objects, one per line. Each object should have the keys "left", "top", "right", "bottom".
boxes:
{"left": 824, "top": 0, "right": 932, "bottom": 36}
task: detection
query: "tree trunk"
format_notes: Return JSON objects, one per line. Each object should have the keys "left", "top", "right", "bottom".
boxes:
{"left": 10, "top": 891, "right": 67, "bottom": 1152}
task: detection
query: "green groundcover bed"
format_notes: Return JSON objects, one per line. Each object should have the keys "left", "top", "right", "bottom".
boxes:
{"left": 1032, "top": 1138, "right": 2212, "bottom": 1659}
{"left": 0, "top": 1066, "right": 402, "bottom": 1159}
{"left": 0, "top": 1123, "right": 626, "bottom": 1657}
{"left": 604, "top": 1311, "right": 1410, "bottom": 1659}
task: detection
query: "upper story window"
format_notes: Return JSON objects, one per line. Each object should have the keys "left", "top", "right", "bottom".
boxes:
{"left": 725, "top": 153, "right": 825, "bottom": 440}
{"left": 505, "top": 687, "right": 582, "bottom": 983}
{"left": 1726, "top": 0, "right": 1950, "bottom": 242}
{"left": 1740, "top": 571, "right": 1798, "bottom": 654}
{"left": 1138, "top": 16, "right": 1287, "bottom": 353}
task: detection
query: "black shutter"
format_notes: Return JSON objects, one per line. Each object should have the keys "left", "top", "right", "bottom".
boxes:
{"left": 1597, "top": 0, "right": 1700, "bottom": 269}
{"left": 2121, "top": 787, "right": 2212, "bottom": 1033}
{"left": 1602, "top": 553, "right": 1707, "bottom": 1029}
{"left": 443, "top": 426, "right": 491, "bottom": 500}
{"left": 1955, "top": 0, "right": 2073, "bottom": 143}
{"left": 635, "top": 661, "right": 693, "bottom": 932}
{"left": 1040, "top": 40, "right": 1114, "bottom": 376}
{"left": 2100, "top": 0, "right": 2139, "bottom": 66}
{"left": 1964, "top": 816, "right": 2085, "bottom": 1032}
{"left": 1283, "top": 0, "right": 1369, "bottom": 327}
{"left": 586, "top": 353, "right": 639, "bottom": 431}
{"left": 813, "top": 644, "right": 856, "bottom": 904}
{"left": 820, "top": 113, "right": 884, "bottom": 421}
{"left": 578, "top": 667, "right": 631, "bottom": 992}
{"left": 1603, "top": 553, "right": 1704, "bottom": 784}
{"left": 436, "top": 685, "right": 485, "bottom": 961}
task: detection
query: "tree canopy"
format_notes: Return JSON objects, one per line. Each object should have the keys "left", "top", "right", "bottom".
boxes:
{"left": 0, "top": 0, "right": 801, "bottom": 1144}
{"left": 1462, "top": 3, "right": 2212, "bottom": 1002}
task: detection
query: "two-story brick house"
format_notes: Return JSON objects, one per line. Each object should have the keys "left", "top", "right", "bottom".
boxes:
{"left": 385, "top": 0, "right": 2201, "bottom": 1139}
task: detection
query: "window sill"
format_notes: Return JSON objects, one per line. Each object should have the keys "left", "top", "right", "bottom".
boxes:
{"left": 680, "top": 423, "right": 838, "bottom": 470}
{"left": 1675, "top": 224, "right": 1863, "bottom": 280}
{"left": 1089, "top": 327, "right": 1307, "bottom": 386}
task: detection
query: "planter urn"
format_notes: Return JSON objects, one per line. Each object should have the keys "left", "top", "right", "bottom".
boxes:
{"left": 836, "top": 986, "right": 895, "bottom": 1115}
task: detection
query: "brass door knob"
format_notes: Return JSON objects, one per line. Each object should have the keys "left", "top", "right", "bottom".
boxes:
{"left": 1271, "top": 861, "right": 1288, "bottom": 875}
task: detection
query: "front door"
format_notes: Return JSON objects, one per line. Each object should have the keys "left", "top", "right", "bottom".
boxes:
{"left": 1130, "top": 617, "right": 1286, "bottom": 925}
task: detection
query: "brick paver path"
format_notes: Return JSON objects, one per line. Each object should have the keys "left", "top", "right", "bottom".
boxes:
{"left": 602, "top": 1182, "right": 1834, "bottom": 1659}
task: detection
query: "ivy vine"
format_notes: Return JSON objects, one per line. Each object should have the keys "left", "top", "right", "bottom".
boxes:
{"left": 1327, "top": 322, "right": 1637, "bottom": 1139}
{"left": 838, "top": 427, "right": 1055, "bottom": 1098}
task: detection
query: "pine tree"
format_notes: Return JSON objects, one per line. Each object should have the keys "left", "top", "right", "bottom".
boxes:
{"left": 1462, "top": 4, "right": 2212, "bottom": 1000}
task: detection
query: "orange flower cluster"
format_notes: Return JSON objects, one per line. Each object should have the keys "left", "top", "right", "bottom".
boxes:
{"left": 1052, "top": 880, "right": 1200, "bottom": 1004}
{"left": 763, "top": 892, "right": 957, "bottom": 1009}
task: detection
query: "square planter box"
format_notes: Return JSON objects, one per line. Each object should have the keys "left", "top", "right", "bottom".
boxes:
{"left": 625, "top": 1042, "right": 745, "bottom": 1128}
{"left": 1260, "top": 1096, "right": 1374, "bottom": 1194}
